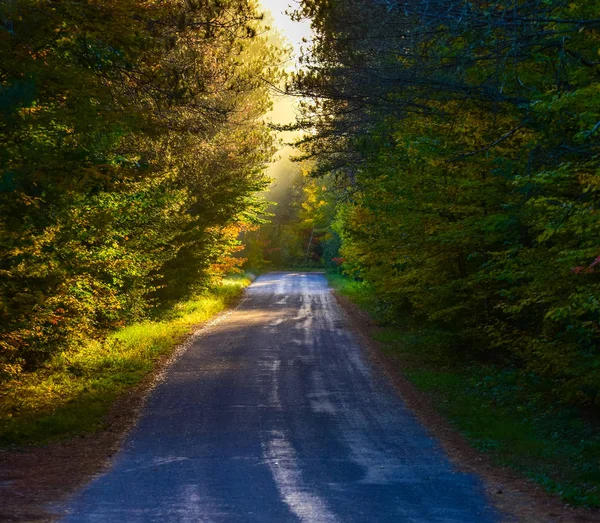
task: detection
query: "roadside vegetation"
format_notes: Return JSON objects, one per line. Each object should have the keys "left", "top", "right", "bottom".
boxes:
{"left": 245, "top": 0, "right": 600, "bottom": 509}
{"left": 328, "top": 273, "right": 600, "bottom": 508}
{"left": 282, "top": 0, "right": 600, "bottom": 417}
{"left": 0, "top": 276, "right": 250, "bottom": 446}
{"left": 0, "top": 0, "right": 281, "bottom": 382}
{"left": 0, "top": 0, "right": 282, "bottom": 445}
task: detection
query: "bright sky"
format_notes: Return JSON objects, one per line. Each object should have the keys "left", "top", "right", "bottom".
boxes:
{"left": 257, "top": 0, "right": 313, "bottom": 198}
{"left": 258, "top": 0, "right": 312, "bottom": 126}
{"left": 258, "top": 0, "right": 312, "bottom": 66}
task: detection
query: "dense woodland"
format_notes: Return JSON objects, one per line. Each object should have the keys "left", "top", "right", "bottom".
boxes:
{"left": 0, "top": 0, "right": 281, "bottom": 379}
{"left": 1, "top": 0, "right": 599, "bottom": 510}
{"left": 2, "top": 0, "right": 600, "bottom": 416}
{"left": 249, "top": 0, "right": 600, "bottom": 412}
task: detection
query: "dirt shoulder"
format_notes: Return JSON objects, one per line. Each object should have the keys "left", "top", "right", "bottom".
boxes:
{"left": 333, "top": 291, "right": 600, "bottom": 523}
{"left": 0, "top": 387, "right": 144, "bottom": 522}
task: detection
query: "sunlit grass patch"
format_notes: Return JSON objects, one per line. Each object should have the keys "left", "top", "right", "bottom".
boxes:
{"left": 0, "top": 276, "right": 251, "bottom": 446}
{"left": 326, "top": 273, "right": 382, "bottom": 317}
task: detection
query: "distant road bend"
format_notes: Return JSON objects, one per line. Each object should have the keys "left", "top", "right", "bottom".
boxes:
{"left": 63, "top": 272, "right": 498, "bottom": 522}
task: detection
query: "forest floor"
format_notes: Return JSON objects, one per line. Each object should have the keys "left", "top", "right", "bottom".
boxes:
{"left": 329, "top": 274, "right": 600, "bottom": 522}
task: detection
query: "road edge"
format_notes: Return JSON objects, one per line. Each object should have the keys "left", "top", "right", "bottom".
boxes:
{"left": 0, "top": 290, "right": 250, "bottom": 523}
{"left": 332, "top": 289, "right": 599, "bottom": 523}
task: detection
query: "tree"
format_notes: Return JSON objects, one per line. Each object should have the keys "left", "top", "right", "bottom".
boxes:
{"left": 0, "top": 0, "right": 282, "bottom": 378}
{"left": 288, "top": 0, "right": 600, "bottom": 407}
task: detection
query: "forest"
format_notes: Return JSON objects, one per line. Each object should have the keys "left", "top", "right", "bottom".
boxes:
{"left": 248, "top": 0, "right": 600, "bottom": 414}
{"left": 0, "top": 0, "right": 281, "bottom": 380}
{"left": 1, "top": 0, "right": 600, "bottom": 512}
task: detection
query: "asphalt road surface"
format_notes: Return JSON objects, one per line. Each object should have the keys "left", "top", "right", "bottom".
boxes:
{"left": 62, "top": 272, "right": 498, "bottom": 523}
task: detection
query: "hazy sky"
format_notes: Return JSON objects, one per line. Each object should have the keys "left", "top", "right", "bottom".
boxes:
{"left": 259, "top": 0, "right": 312, "bottom": 65}
{"left": 257, "top": 0, "right": 313, "bottom": 199}
{"left": 258, "top": 0, "right": 312, "bottom": 126}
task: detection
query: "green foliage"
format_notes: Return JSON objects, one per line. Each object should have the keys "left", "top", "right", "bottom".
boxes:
{"left": 243, "top": 169, "right": 335, "bottom": 270}
{"left": 0, "top": 0, "right": 280, "bottom": 378}
{"left": 0, "top": 276, "right": 251, "bottom": 445}
{"left": 331, "top": 273, "right": 600, "bottom": 507}
{"left": 291, "top": 0, "right": 600, "bottom": 411}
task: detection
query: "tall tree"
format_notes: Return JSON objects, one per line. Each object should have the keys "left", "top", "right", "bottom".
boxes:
{"left": 288, "top": 0, "right": 600, "bottom": 407}
{"left": 0, "top": 0, "right": 282, "bottom": 377}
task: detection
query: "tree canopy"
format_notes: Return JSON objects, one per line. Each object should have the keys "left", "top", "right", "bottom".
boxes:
{"left": 278, "top": 0, "right": 600, "bottom": 409}
{"left": 0, "top": 0, "right": 283, "bottom": 378}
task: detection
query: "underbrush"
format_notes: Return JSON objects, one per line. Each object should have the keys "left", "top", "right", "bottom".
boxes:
{"left": 327, "top": 272, "right": 600, "bottom": 508}
{"left": 0, "top": 276, "right": 251, "bottom": 446}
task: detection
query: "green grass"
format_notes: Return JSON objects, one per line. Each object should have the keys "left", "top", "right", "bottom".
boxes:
{"left": 327, "top": 273, "right": 382, "bottom": 314}
{"left": 327, "top": 272, "right": 600, "bottom": 508}
{"left": 0, "top": 276, "right": 251, "bottom": 446}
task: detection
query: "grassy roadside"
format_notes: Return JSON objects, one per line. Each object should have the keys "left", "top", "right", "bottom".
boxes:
{"left": 0, "top": 276, "right": 251, "bottom": 446}
{"left": 327, "top": 273, "right": 600, "bottom": 508}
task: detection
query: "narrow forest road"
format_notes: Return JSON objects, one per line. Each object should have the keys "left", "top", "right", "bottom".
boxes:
{"left": 61, "top": 272, "right": 498, "bottom": 522}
